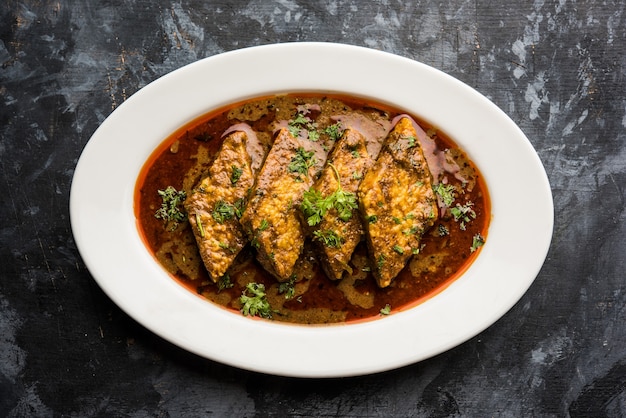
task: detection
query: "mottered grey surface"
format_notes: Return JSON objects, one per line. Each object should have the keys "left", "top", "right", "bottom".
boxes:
{"left": 1, "top": 1, "right": 625, "bottom": 416}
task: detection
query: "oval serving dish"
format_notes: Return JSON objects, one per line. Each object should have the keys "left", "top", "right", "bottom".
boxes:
{"left": 70, "top": 42, "right": 553, "bottom": 377}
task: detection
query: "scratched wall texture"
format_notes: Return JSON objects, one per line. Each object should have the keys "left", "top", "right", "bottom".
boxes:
{"left": 1, "top": 0, "right": 625, "bottom": 416}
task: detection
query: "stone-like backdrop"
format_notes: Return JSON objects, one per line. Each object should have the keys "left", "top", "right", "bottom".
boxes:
{"left": 1, "top": 1, "right": 625, "bottom": 416}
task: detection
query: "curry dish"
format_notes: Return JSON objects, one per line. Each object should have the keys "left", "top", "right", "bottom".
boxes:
{"left": 135, "top": 94, "right": 490, "bottom": 324}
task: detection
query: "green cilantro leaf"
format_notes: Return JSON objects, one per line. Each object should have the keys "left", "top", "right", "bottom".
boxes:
{"left": 450, "top": 201, "right": 476, "bottom": 230}
{"left": 300, "top": 163, "right": 357, "bottom": 226}
{"left": 392, "top": 245, "right": 404, "bottom": 254}
{"left": 288, "top": 147, "right": 316, "bottom": 175}
{"left": 288, "top": 124, "right": 301, "bottom": 137}
{"left": 433, "top": 183, "right": 456, "bottom": 207}
{"left": 380, "top": 304, "right": 391, "bottom": 315}
{"left": 233, "top": 198, "right": 245, "bottom": 218}
{"left": 230, "top": 165, "right": 243, "bottom": 185}
{"left": 324, "top": 122, "right": 344, "bottom": 141}
{"left": 471, "top": 233, "right": 485, "bottom": 252}
{"left": 290, "top": 112, "right": 310, "bottom": 126}
{"left": 377, "top": 254, "right": 386, "bottom": 269}
{"left": 308, "top": 129, "right": 320, "bottom": 142}
{"left": 240, "top": 282, "right": 273, "bottom": 319}
{"left": 155, "top": 186, "right": 187, "bottom": 230}
{"left": 333, "top": 188, "right": 358, "bottom": 221}
{"left": 212, "top": 200, "right": 243, "bottom": 223}
{"left": 278, "top": 276, "right": 296, "bottom": 299}
{"left": 195, "top": 213, "right": 205, "bottom": 237}
{"left": 312, "top": 229, "right": 343, "bottom": 248}
{"left": 217, "top": 274, "right": 234, "bottom": 292}
{"left": 301, "top": 188, "right": 327, "bottom": 226}
{"left": 288, "top": 112, "right": 321, "bottom": 141}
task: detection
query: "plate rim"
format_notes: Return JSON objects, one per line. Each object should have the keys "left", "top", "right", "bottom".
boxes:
{"left": 70, "top": 42, "right": 554, "bottom": 377}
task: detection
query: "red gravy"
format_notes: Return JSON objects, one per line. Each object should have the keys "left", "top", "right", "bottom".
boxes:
{"left": 134, "top": 94, "right": 491, "bottom": 324}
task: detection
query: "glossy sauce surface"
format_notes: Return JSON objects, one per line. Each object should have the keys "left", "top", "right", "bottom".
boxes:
{"left": 135, "top": 94, "right": 490, "bottom": 324}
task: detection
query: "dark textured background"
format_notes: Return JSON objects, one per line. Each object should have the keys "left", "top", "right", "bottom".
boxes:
{"left": 1, "top": 1, "right": 625, "bottom": 416}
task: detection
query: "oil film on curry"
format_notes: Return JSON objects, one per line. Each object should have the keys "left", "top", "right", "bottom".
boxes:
{"left": 135, "top": 93, "right": 490, "bottom": 325}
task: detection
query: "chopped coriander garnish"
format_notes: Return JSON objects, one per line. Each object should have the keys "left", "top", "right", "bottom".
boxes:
{"left": 392, "top": 245, "right": 404, "bottom": 255}
{"left": 438, "top": 224, "right": 449, "bottom": 236}
{"left": 301, "top": 189, "right": 327, "bottom": 226}
{"left": 377, "top": 254, "right": 386, "bottom": 269}
{"left": 288, "top": 111, "right": 320, "bottom": 141}
{"left": 451, "top": 201, "right": 476, "bottom": 230}
{"left": 291, "top": 112, "right": 310, "bottom": 125}
{"left": 230, "top": 165, "right": 243, "bottom": 185}
{"left": 195, "top": 213, "right": 205, "bottom": 237}
{"left": 249, "top": 219, "right": 269, "bottom": 250}
{"left": 403, "top": 226, "right": 419, "bottom": 235}
{"left": 212, "top": 200, "right": 237, "bottom": 223}
{"left": 217, "top": 274, "right": 234, "bottom": 292}
{"left": 405, "top": 135, "right": 416, "bottom": 148}
{"left": 380, "top": 304, "right": 391, "bottom": 315}
{"left": 433, "top": 183, "right": 456, "bottom": 207}
{"left": 351, "top": 150, "right": 360, "bottom": 158}
{"left": 154, "top": 186, "right": 187, "bottom": 230}
{"left": 278, "top": 276, "right": 296, "bottom": 299}
{"left": 471, "top": 233, "right": 485, "bottom": 252}
{"left": 258, "top": 219, "right": 269, "bottom": 231}
{"left": 367, "top": 215, "right": 378, "bottom": 223}
{"left": 288, "top": 124, "right": 300, "bottom": 138}
{"left": 301, "top": 164, "right": 357, "bottom": 226}
{"left": 218, "top": 241, "right": 235, "bottom": 253}
{"left": 288, "top": 112, "right": 310, "bottom": 137}
{"left": 233, "top": 198, "right": 245, "bottom": 218}
{"left": 308, "top": 130, "right": 320, "bottom": 142}
{"left": 288, "top": 147, "right": 316, "bottom": 175}
{"left": 240, "top": 282, "right": 273, "bottom": 319}
{"left": 312, "top": 229, "right": 343, "bottom": 248}
{"left": 324, "top": 122, "right": 343, "bottom": 141}
{"left": 331, "top": 187, "right": 357, "bottom": 221}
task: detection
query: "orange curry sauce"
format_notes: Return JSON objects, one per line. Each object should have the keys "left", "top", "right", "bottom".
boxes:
{"left": 134, "top": 94, "right": 491, "bottom": 324}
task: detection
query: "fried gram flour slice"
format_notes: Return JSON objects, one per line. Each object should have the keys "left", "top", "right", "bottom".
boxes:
{"left": 306, "top": 128, "right": 373, "bottom": 280}
{"left": 358, "top": 117, "right": 439, "bottom": 287}
{"left": 185, "top": 130, "right": 254, "bottom": 281}
{"left": 240, "top": 128, "right": 318, "bottom": 281}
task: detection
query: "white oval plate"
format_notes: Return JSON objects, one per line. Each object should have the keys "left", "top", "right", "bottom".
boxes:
{"left": 70, "top": 43, "right": 553, "bottom": 377}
